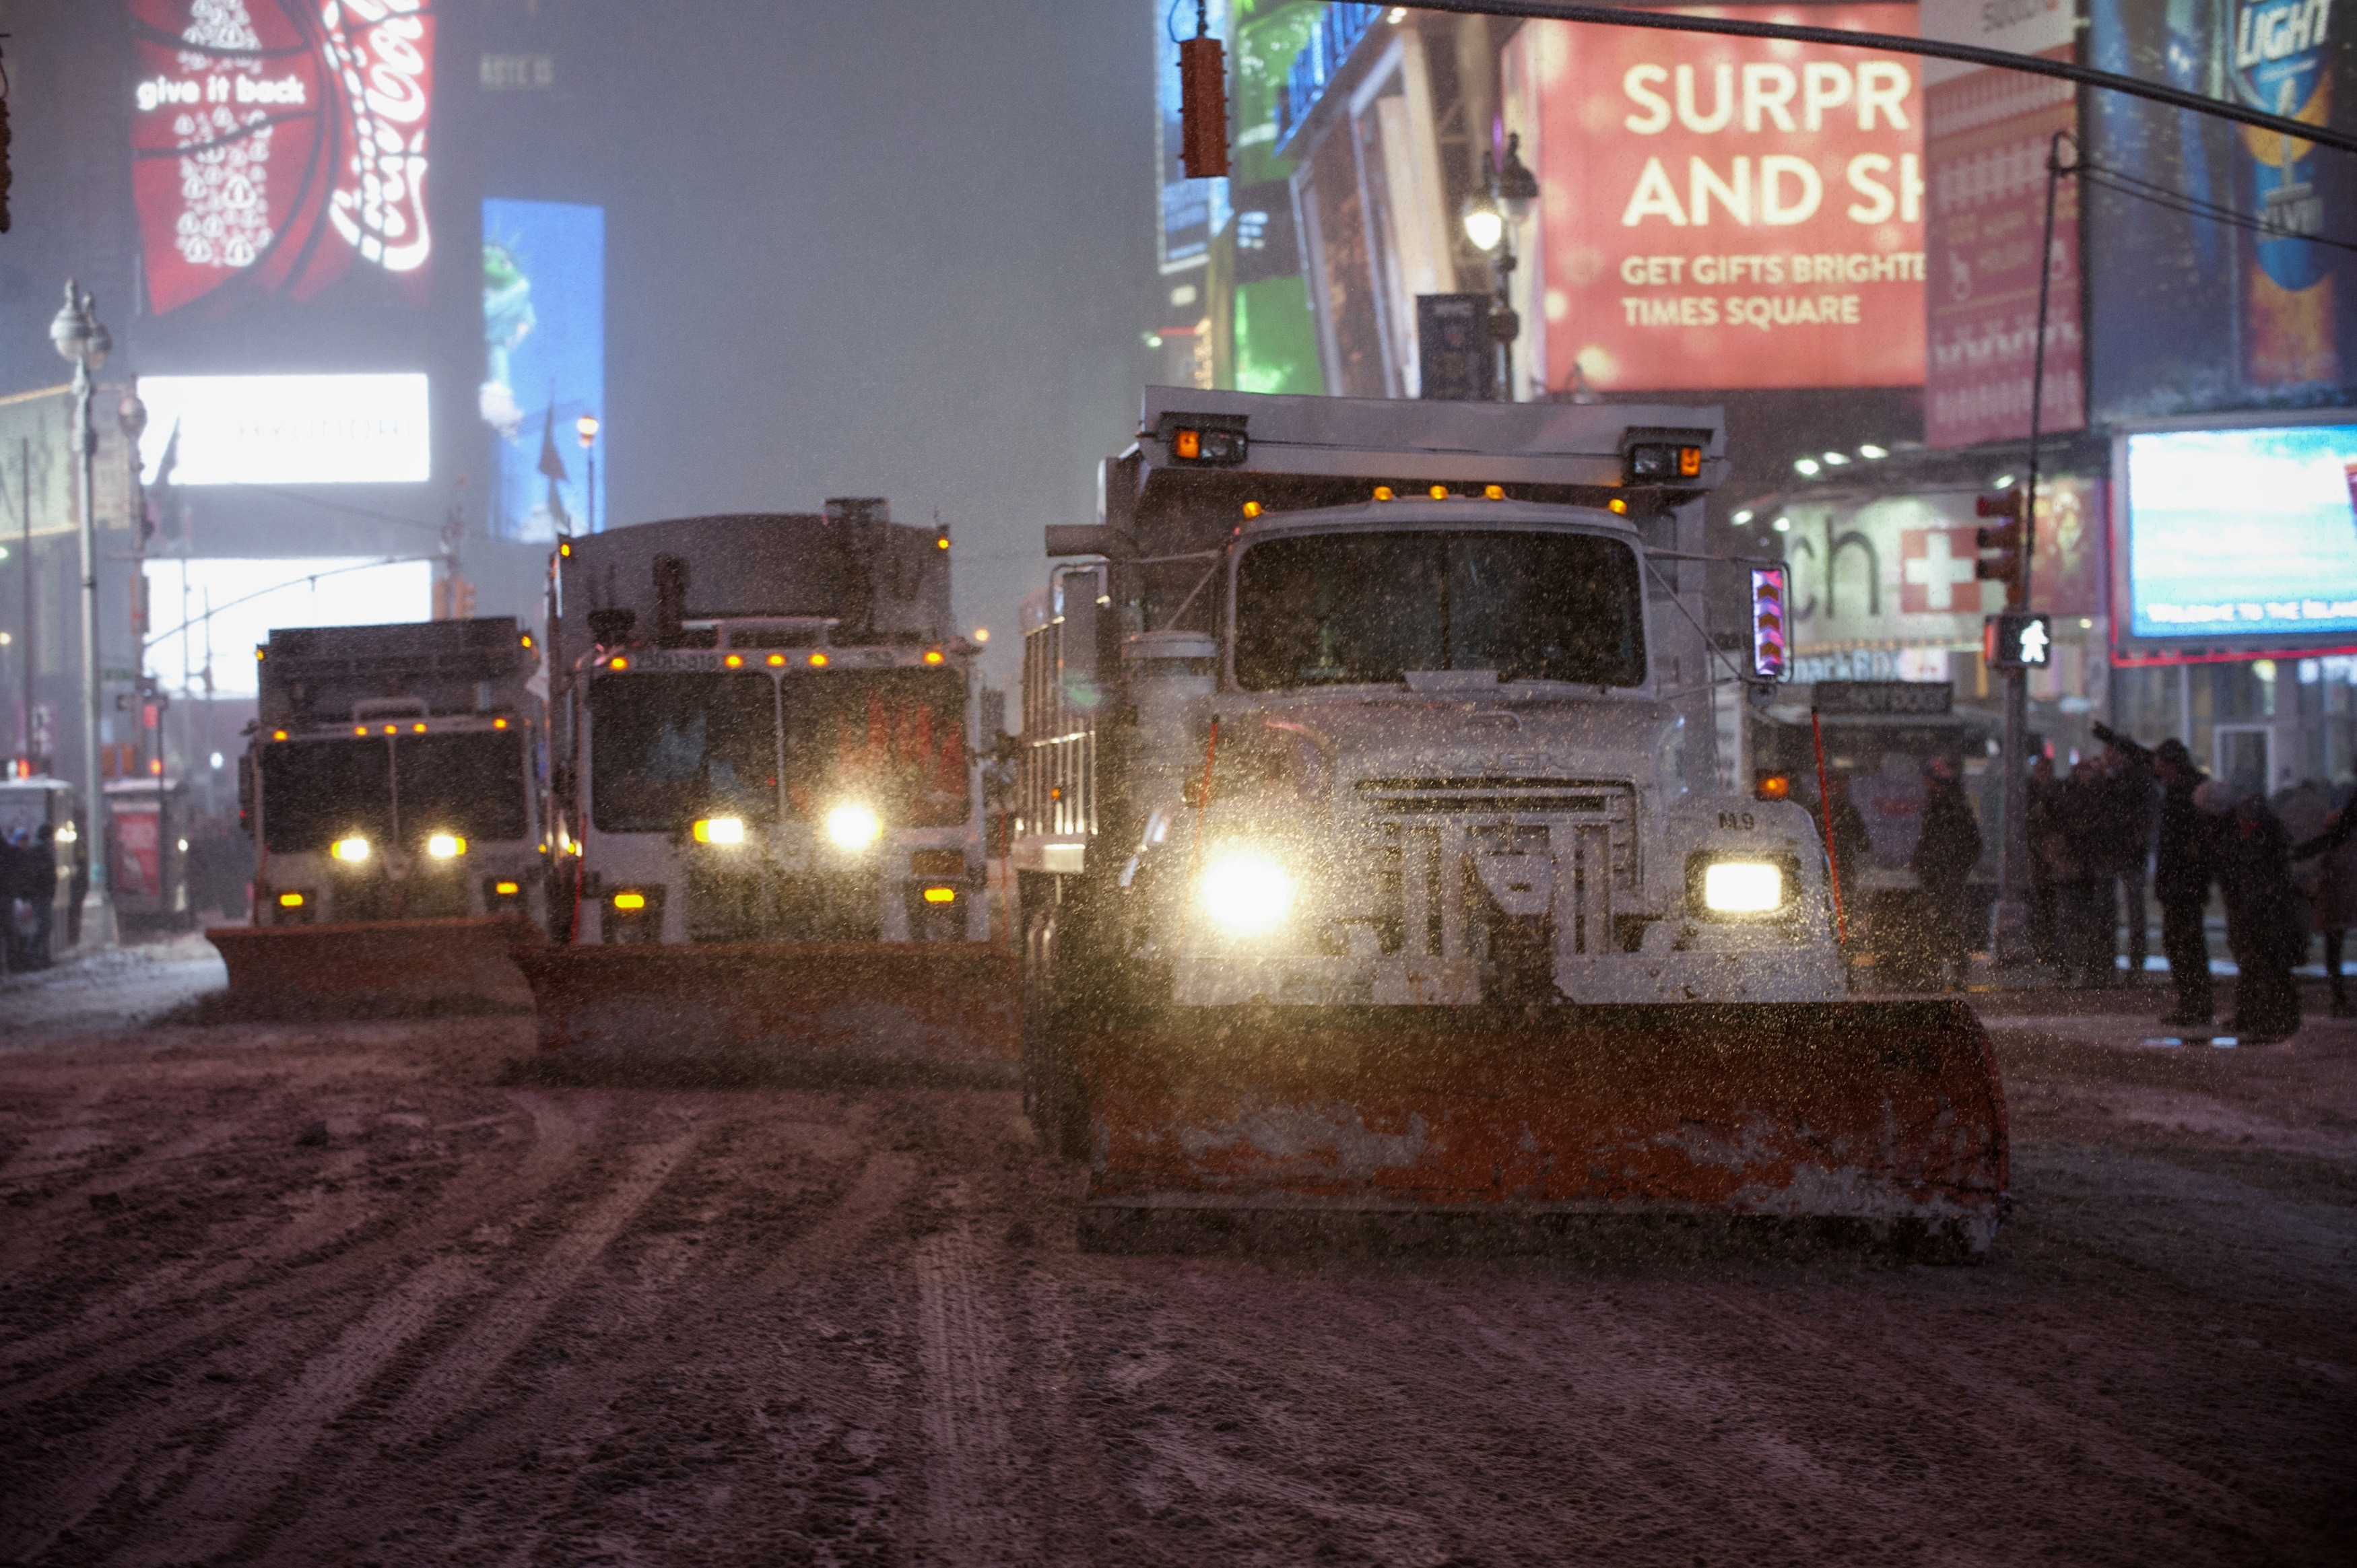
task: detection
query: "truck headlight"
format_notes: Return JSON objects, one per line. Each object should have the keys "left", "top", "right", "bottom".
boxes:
{"left": 1701, "top": 860, "right": 1783, "bottom": 914}
{"left": 426, "top": 833, "right": 467, "bottom": 860}
{"left": 1199, "top": 852, "right": 1292, "bottom": 935}
{"left": 824, "top": 802, "right": 882, "bottom": 851}
{"left": 331, "top": 836, "right": 370, "bottom": 863}
{"left": 693, "top": 816, "right": 746, "bottom": 846}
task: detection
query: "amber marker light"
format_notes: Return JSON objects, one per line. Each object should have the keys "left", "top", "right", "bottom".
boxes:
{"left": 609, "top": 656, "right": 628, "bottom": 670}
{"left": 725, "top": 653, "right": 744, "bottom": 668}
{"left": 768, "top": 653, "right": 786, "bottom": 667}
{"left": 559, "top": 541, "right": 572, "bottom": 557}
{"left": 809, "top": 652, "right": 830, "bottom": 668}
{"left": 412, "top": 722, "right": 427, "bottom": 732}
{"left": 1429, "top": 485, "right": 1449, "bottom": 500}
{"left": 1173, "top": 428, "right": 1202, "bottom": 459}
{"left": 924, "top": 649, "right": 945, "bottom": 665}
{"left": 278, "top": 891, "right": 305, "bottom": 908}
{"left": 383, "top": 724, "right": 397, "bottom": 735}
{"left": 495, "top": 880, "right": 521, "bottom": 895}
{"left": 353, "top": 725, "right": 367, "bottom": 736}
{"left": 1242, "top": 501, "right": 1262, "bottom": 519}
{"left": 1484, "top": 484, "right": 1505, "bottom": 500}
{"left": 494, "top": 717, "right": 509, "bottom": 729}
{"left": 272, "top": 729, "right": 288, "bottom": 741}
{"left": 1372, "top": 485, "right": 1395, "bottom": 502}
{"left": 521, "top": 633, "right": 533, "bottom": 648}
{"left": 612, "top": 891, "right": 647, "bottom": 911}
{"left": 922, "top": 885, "right": 957, "bottom": 905}
{"left": 1609, "top": 498, "right": 1629, "bottom": 514}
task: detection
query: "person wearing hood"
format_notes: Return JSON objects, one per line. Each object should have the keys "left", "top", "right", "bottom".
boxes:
{"left": 2202, "top": 780, "right": 2302, "bottom": 1043}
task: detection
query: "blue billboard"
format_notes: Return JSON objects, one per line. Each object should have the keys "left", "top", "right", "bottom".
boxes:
{"left": 482, "top": 199, "right": 605, "bottom": 541}
{"left": 2125, "top": 424, "right": 2357, "bottom": 643}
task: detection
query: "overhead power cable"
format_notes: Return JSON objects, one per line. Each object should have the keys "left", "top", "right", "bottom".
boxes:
{"left": 2076, "top": 159, "right": 2357, "bottom": 256}
{"left": 1398, "top": 1, "right": 2357, "bottom": 158}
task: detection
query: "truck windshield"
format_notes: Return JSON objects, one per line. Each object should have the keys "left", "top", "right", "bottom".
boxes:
{"left": 1233, "top": 529, "right": 1647, "bottom": 691}
{"left": 395, "top": 731, "right": 529, "bottom": 844}
{"left": 590, "top": 673, "right": 780, "bottom": 833}
{"left": 260, "top": 738, "right": 395, "bottom": 853}
{"left": 783, "top": 668, "right": 970, "bottom": 827}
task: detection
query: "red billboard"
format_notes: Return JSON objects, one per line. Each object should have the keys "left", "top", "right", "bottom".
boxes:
{"left": 1921, "top": 0, "right": 2082, "bottom": 448}
{"left": 129, "top": 0, "right": 437, "bottom": 315}
{"left": 1504, "top": 5, "right": 1924, "bottom": 393}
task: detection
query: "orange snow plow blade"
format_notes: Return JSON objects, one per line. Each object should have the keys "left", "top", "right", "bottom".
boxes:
{"left": 1074, "top": 1000, "right": 2007, "bottom": 1258}
{"left": 517, "top": 943, "right": 1021, "bottom": 1084}
{"left": 206, "top": 917, "right": 541, "bottom": 1011}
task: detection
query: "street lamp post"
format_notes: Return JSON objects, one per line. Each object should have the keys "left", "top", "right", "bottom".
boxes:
{"left": 48, "top": 279, "right": 117, "bottom": 951}
{"left": 1459, "top": 135, "right": 1539, "bottom": 403}
{"left": 576, "top": 415, "right": 599, "bottom": 536}
{"left": 119, "top": 383, "right": 151, "bottom": 781}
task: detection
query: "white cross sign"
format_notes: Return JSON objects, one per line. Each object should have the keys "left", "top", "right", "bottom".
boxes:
{"left": 1902, "top": 529, "right": 1981, "bottom": 613}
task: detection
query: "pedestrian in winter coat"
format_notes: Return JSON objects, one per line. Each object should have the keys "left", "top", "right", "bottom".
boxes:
{"left": 2046, "top": 759, "right": 2121, "bottom": 990}
{"left": 2290, "top": 786, "right": 2357, "bottom": 1017}
{"left": 2091, "top": 735, "right": 2158, "bottom": 978}
{"left": 2204, "top": 781, "right": 2302, "bottom": 1043}
{"left": 2152, "top": 739, "right": 2218, "bottom": 1025}
{"left": 1911, "top": 757, "right": 1981, "bottom": 990}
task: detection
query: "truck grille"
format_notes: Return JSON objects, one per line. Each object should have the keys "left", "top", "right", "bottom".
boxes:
{"left": 1352, "top": 776, "right": 1638, "bottom": 968}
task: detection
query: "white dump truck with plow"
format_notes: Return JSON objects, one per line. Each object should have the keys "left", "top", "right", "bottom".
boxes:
{"left": 521, "top": 506, "right": 1015, "bottom": 1079}
{"left": 211, "top": 617, "right": 546, "bottom": 1010}
{"left": 1018, "top": 388, "right": 2007, "bottom": 1256}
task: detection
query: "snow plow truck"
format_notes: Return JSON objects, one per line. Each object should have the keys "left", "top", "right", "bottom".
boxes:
{"left": 213, "top": 617, "right": 546, "bottom": 1009}
{"left": 521, "top": 504, "right": 1015, "bottom": 1079}
{"left": 1016, "top": 388, "right": 2007, "bottom": 1256}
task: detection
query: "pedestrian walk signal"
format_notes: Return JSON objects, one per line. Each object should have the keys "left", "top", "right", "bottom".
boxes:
{"left": 1984, "top": 612, "right": 2051, "bottom": 669}
{"left": 1974, "top": 491, "right": 2026, "bottom": 608}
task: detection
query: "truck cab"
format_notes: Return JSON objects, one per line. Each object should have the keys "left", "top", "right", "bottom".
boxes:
{"left": 549, "top": 510, "right": 987, "bottom": 949}
{"left": 1018, "top": 388, "right": 1841, "bottom": 1023}
{"left": 242, "top": 619, "right": 545, "bottom": 930}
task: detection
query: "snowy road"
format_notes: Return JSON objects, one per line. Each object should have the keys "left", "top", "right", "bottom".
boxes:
{"left": 1, "top": 952, "right": 2351, "bottom": 1565}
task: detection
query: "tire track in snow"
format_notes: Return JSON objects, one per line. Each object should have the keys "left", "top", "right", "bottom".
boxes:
{"left": 111, "top": 1254, "right": 484, "bottom": 1568}
{"left": 915, "top": 1208, "right": 1029, "bottom": 1565}
{"left": 378, "top": 1122, "right": 702, "bottom": 1438}
{"left": 0, "top": 1091, "right": 582, "bottom": 1405}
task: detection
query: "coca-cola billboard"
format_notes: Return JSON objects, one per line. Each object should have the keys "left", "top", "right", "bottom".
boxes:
{"left": 129, "top": 0, "right": 436, "bottom": 316}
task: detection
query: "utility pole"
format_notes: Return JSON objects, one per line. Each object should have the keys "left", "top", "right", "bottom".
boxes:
{"left": 18, "top": 437, "right": 31, "bottom": 774}
{"left": 1989, "top": 131, "right": 2076, "bottom": 966}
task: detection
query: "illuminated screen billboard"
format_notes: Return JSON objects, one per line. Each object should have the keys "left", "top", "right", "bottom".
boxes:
{"left": 483, "top": 199, "right": 605, "bottom": 541}
{"left": 2086, "top": 0, "right": 2357, "bottom": 421}
{"left": 1504, "top": 4, "right": 1924, "bottom": 393}
{"left": 2123, "top": 424, "right": 2357, "bottom": 646}
{"left": 135, "top": 374, "right": 432, "bottom": 485}
{"left": 129, "top": 0, "right": 437, "bottom": 314}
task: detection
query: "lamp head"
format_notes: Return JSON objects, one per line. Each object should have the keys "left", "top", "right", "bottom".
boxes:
{"left": 49, "top": 281, "right": 108, "bottom": 369}
{"left": 1496, "top": 132, "right": 1539, "bottom": 217}
{"left": 576, "top": 413, "right": 599, "bottom": 448}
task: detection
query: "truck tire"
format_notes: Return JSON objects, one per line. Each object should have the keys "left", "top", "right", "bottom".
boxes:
{"left": 1020, "top": 890, "right": 1090, "bottom": 1161}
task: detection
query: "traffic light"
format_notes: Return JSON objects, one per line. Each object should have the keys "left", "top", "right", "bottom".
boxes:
{"left": 1984, "top": 612, "right": 2052, "bottom": 670}
{"left": 1748, "top": 566, "right": 1788, "bottom": 681}
{"left": 1974, "top": 491, "right": 2026, "bottom": 608}
{"left": 1178, "top": 18, "right": 1227, "bottom": 179}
